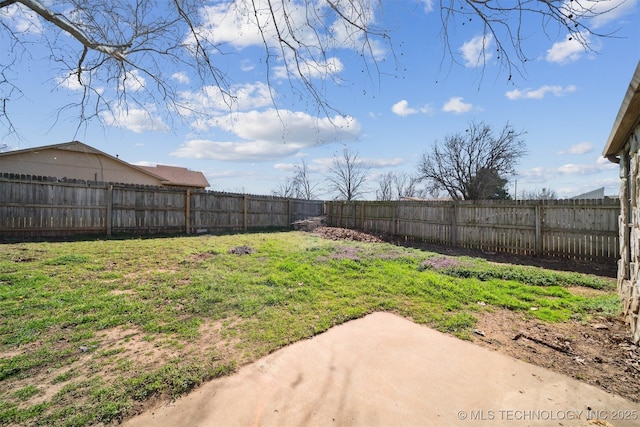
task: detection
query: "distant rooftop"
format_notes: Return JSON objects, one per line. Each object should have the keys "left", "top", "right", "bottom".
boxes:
{"left": 137, "top": 164, "right": 210, "bottom": 189}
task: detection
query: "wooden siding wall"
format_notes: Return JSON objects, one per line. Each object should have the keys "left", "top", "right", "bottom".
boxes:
{"left": 0, "top": 175, "right": 323, "bottom": 238}
{"left": 325, "top": 199, "right": 620, "bottom": 262}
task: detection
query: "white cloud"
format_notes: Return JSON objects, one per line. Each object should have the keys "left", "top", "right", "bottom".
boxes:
{"left": 557, "top": 163, "right": 602, "bottom": 175}
{"left": 546, "top": 33, "right": 591, "bottom": 64}
{"left": 392, "top": 100, "right": 416, "bottom": 116}
{"left": 365, "top": 158, "right": 404, "bottom": 168}
{"left": 214, "top": 109, "right": 360, "bottom": 143}
{"left": 55, "top": 73, "right": 85, "bottom": 91}
{"left": 191, "top": 1, "right": 377, "bottom": 53}
{"left": 171, "top": 72, "right": 190, "bottom": 84}
{"left": 189, "top": 1, "right": 384, "bottom": 72}
{"left": 442, "top": 97, "right": 473, "bottom": 114}
{"left": 171, "top": 139, "right": 301, "bottom": 162}
{"left": 506, "top": 85, "right": 577, "bottom": 100}
{"left": 328, "top": 2, "right": 383, "bottom": 59}
{"left": 460, "top": 34, "right": 494, "bottom": 68}
{"left": 121, "top": 70, "right": 145, "bottom": 92}
{"left": 520, "top": 157, "right": 617, "bottom": 182}
{"left": 172, "top": 109, "right": 361, "bottom": 162}
{"left": 273, "top": 57, "right": 344, "bottom": 80}
{"left": 557, "top": 142, "right": 594, "bottom": 155}
{"left": 240, "top": 60, "right": 255, "bottom": 72}
{"left": 564, "top": 0, "right": 637, "bottom": 29}
{"left": 273, "top": 163, "right": 298, "bottom": 172}
{"left": 274, "top": 160, "right": 324, "bottom": 173}
{"left": 2, "top": 3, "right": 44, "bottom": 34}
{"left": 545, "top": 0, "right": 635, "bottom": 65}
{"left": 391, "top": 100, "right": 432, "bottom": 116}
{"left": 177, "top": 82, "right": 273, "bottom": 122}
{"left": 419, "top": 0, "right": 435, "bottom": 13}
{"left": 307, "top": 155, "right": 403, "bottom": 174}
{"left": 191, "top": 2, "right": 268, "bottom": 49}
{"left": 100, "top": 105, "right": 168, "bottom": 133}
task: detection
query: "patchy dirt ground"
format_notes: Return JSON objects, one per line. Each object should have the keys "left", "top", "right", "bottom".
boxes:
{"left": 311, "top": 226, "right": 640, "bottom": 403}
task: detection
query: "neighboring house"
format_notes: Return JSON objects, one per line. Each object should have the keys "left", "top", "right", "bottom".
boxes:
{"left": 572, "top": 187, "right": 605, "bottom": 200}
{"left": 137, "top": 164, "right": 210, "bottom": 189}
{"left": 0, "top": 141, "right": 209, "bottom": 189}
{"left": 602, "top": 60, "right": 640, "bottom": 344}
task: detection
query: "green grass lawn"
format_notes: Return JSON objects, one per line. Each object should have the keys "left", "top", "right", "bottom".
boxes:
{"left": 0, "top": 231, "right": 619, "bottom": 426}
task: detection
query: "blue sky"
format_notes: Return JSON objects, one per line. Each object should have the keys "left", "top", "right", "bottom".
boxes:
{"left": 1, "top": 0, "right": 639, "bottom": 199}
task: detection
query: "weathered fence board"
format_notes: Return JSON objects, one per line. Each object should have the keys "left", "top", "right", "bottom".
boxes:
{"left": 0, "top": 175, "right": 621, "bottom": 262}
{"left": 325, "top": 199, "right": 620, "bottom": 262}
{"left": 0, "top": 179, "right": 108, "bottom": 237}
{"left": 0, "top": 176, "right": 323, "bottom": 239}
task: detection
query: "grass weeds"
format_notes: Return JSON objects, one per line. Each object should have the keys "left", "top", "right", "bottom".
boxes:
{"left": 0, "top": 231, "right": 618, "bottom": 425}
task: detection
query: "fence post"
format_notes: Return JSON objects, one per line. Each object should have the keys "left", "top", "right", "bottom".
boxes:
{"left": 287, "top": 199, "right": 292, "bottom": 228}
{"left": 243, "top": 194, "right": 248, "bottom": 231}
{"left": 106, "top": 185, "right": 113, "bottom": 236}
{"left": 450, "top": 203, "right": 457, "bottom": 246}
{"left": 352, "top": 202, "right": 357, "bottom": 229}
{"left": 534, "top": 202, "right": 542, "bottom": 256}
{"left": 325, "top": 202, "right": 331, "bottom": 226}
{"left": 361, "top": 201, "right": 366, "bottom": 231}
{"left": 185, "top": 189, "right": 191, "bottom": 234}
{"left": 393, "top": 202, "right": 398, "bottom": 236}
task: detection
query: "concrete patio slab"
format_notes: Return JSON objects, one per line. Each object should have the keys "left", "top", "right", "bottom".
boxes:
{"left": 123, "top": 312, "right": 640, "bottom": 426}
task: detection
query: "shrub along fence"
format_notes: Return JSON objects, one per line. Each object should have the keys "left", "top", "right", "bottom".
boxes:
{"left": 0, "top": 174, "right": 323, "bottom": 239}
{"left": 325, "top": 199, "right": 620, "bottom": 262}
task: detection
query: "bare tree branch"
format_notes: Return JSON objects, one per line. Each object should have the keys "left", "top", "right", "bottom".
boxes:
{"left": 0, "top": 0, "right": 625, "bottom": 137}
{"left": 376, "top": 171, "right": 423, "bottom": 201}
{"left": 17, "top": 0, "right": 130, "bottom": 60}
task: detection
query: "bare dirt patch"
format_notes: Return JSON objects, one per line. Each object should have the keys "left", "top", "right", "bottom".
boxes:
{"left": 312, "top": 226, "right": 384, "bottom": 243}
{"left": 474, "top": 309, "right": 640, "bottom": 403}
{"left": 186, "top": 252, "right": 216, "bottom": 263}
{"left": 0, "top": 318, "right": 242, "bottom": 421}
{"left": 311, "top": 226, "right": 639, "bottom": 403}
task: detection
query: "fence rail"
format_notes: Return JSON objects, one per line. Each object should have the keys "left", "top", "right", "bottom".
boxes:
{"left": 0, "top": 175, "right": 622, "bottom": 262}
{"left": 0, "top": 175, "right": 323, "bottom": 239}
{"left": 325, "top": 199, "right": 620, "bottom": 262}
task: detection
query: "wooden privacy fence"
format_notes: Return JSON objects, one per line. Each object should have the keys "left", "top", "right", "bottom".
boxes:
{"left": 0, "top": 175, "right": 323, "bottom": 238}
{"left": 0, "top": 175, "right": 622, "bottom": 262}
{"left": 325, "top": 199, "right": 621, "bottom": 262}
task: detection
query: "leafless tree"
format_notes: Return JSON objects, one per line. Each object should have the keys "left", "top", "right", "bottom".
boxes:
{"left": 376, "top": 171, "right": 394, "bottom": 201}
{"left": 393, "top": 171, "right": 423, "bottom": 200}
{"left": 417, "top": 121, "right": 526, "bottom": 200}
{"left": 293, "top": 159, "right": 318, "bottom": 200}
{"left": 0, "top": 0, "right": 622, "bottom": 137}
{"left": 523, "top": 187, "right": 558, "bottom": 200}
{"left": 327, "top": 147, "right": 369, "bottom": 201}
{"left": 272, "top": 176, "right": 297, "bottom": 198}
{"left": 376, "top": 171, "right": 423, "bottom": 201}
{"left": 272, "top": 159, "right": 318, "bottom": 199}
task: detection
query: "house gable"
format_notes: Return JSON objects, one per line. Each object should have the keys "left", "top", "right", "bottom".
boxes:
{"left": 0, "top": 141, "right": 164, "bottom": 186}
